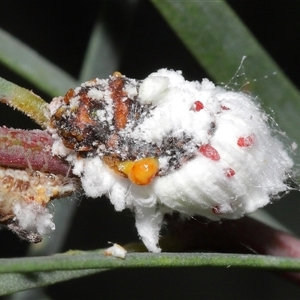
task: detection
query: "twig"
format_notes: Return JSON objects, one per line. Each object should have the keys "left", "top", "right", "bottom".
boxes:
{"left": 0, "top": 126, "right": 70, "bottom": 176}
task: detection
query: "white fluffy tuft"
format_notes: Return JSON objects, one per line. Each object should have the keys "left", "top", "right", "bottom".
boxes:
{"left": 13, "top": 202, "right": 55, "bottom": 236}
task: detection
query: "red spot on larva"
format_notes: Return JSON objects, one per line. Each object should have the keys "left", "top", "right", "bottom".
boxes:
{"left": 221, "top": 105, "right": 230, "bottom": 110}
{"left": 212, "top": 205, "right": 222, "bottom": 214}
{"left": 192, "top": 101, "right": 204, "bottom": 111}
{"left": 224, "top": 168, "right": 235, "bottom": 177}
{"left": 199, "top": 144, "right": 220, "bottom": 161}
{"left": 237, "top": 134, "right": 255, "bottom": 147}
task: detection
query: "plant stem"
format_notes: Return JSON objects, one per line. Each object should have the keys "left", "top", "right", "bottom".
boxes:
{"left": 1, "top": 251, "right": 300, "bottom": 273}
{"left": 0, "top": 77, "right": 49, "bottom": 128}
{"left": 0, "top": 127, "right": 70, "bottom": 176}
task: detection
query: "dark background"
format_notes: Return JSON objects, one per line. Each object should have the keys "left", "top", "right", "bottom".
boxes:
{"left": 0, "top": 1, "right": 300, "bottom": 299}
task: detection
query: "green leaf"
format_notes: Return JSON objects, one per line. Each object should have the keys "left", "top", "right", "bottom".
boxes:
{"left": 0, "top": 28, "right": 77, "bottom": 97}
{"left": 151, "top": 0, "right": 300, "bottom": 146}
{"left": 3, "top": 251, "right": 300, "bottom": 273}
{"left": 79, "top": 0, "right": 138, "bottom": 81}
{"left": 2, "top": 250, "right": 300, "bottom": 295}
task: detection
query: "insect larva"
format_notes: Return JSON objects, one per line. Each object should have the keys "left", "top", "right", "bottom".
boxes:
{"left": 49, "top": 68, "right": 294, "bottom": 252}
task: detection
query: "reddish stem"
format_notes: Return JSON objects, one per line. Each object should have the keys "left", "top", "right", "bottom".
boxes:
{"left": 0, "top": 126, "right": 70, "bottom": 176}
